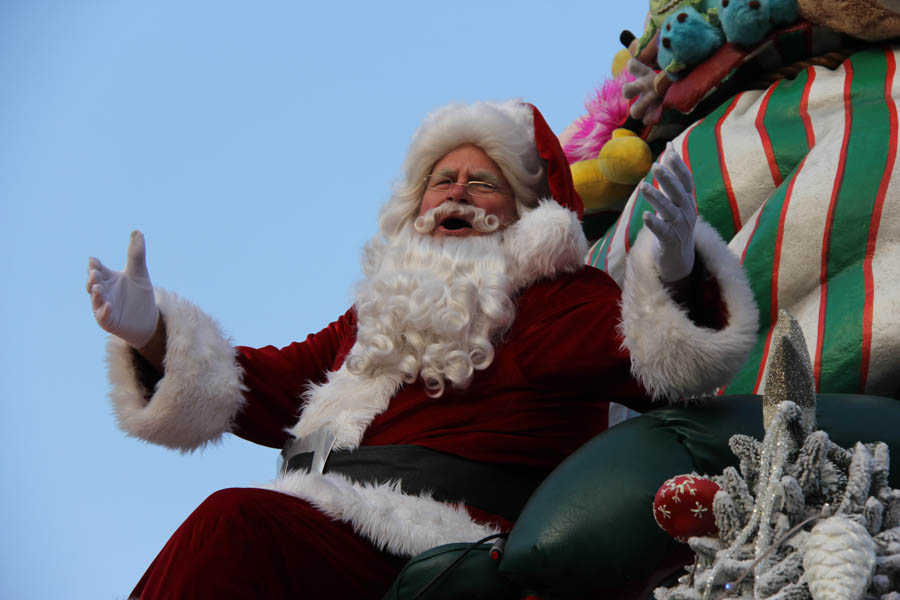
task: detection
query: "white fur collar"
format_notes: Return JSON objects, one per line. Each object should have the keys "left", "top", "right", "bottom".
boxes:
{"left": 289, "top": 200, "right": 587, "bottom": 449}
{"left": 505, "top": 199, "right": 590, "bottom": 291}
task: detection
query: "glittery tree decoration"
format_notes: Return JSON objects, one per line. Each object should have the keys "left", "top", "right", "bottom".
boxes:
{"left": 654, "top": 311, "right": 900, "bottom": 600}
{"left": 762, "top": 310, "right": 816, "bottom": 434}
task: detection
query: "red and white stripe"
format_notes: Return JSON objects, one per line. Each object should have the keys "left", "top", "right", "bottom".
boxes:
{"left": 865, "top": 48, "right": 900, "bottom": 396}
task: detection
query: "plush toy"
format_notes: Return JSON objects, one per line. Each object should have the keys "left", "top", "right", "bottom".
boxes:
{"left": 570, "top": 155, "right": 637, "bottom": 213}
{"left": 635, "top": 0, "right": 720, "bottom": 55}
{"left": 561, "top": 72, "right": 634, "bottom": 164}
{"left": 770, "top": 0, "right": 801, "bottom": 24}
{"left": 569, "top": 129, "right": 652, "bottom": 214}
{"left": 720, "top": 0, "right": 799, "bottom": 46}
{"left": 611, "top": 47, "right": 632, "bottom": 78}
{"left": 570, "top": 129, "right": 651, "bottom": 211}
{"left": 561, "top": 52, "right": 655, "bottom": 221}
{"left": 797, "top": 0, "right": 900, "bottom": 41}
{"left": 558, "top": 42, "right": 657, "bottom": 226}
{"left": 657, "top": 6, "right": 726, "bottom": 79}
{"left": 635, "top": 0, "right": 801, "bottom": 83}
{"left": 597, "top": 128, "right": 653, "bottom": 184}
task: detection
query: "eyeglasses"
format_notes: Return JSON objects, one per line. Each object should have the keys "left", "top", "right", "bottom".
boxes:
{"left": 424, "top": 174, "right": 504, "bottom": 197}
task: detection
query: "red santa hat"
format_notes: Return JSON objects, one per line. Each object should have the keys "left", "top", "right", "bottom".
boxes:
{"left": 379, "top": 100, "right": 583, "bottom": 237}
{"left": 528, "top": 103, "right": 583, "bottom": 218}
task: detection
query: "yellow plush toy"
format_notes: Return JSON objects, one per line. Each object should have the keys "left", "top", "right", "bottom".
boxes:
{"left": 611, "top": 48, "right": 631, "bottom": 78}
{"left": 598, "top": 129, "right": 653, "bottom": 185}
{"left": 570, "top": 128, "right": 652, "bottom": 213}
{"left": 571, "top": 158, "right": 634, "bottom": 213}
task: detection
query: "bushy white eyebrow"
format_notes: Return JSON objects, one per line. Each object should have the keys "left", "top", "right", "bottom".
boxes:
{"left": 432, "top": 167, "right": 457, "bottom": 178}
{"left": 469, "top": 170, "right": 502, "bottom": 186}
{"left": 431, "top": 167, "right": 502, "bottom": 186}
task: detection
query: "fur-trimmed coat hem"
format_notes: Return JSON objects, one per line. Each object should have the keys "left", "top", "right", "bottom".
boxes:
{"left": 264, "top": 470, "right": 499, "bottom": 558}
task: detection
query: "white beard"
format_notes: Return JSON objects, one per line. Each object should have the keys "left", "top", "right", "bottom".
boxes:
{"left": 346, "top": 225, "right": 516, "bottom": 397}
{"left": 289, "top": 200, "right": 587, "bottom": 449}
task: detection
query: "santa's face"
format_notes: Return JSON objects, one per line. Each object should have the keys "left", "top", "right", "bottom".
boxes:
{"left": 418, "top": 144, "right": 518, "bottom": 237}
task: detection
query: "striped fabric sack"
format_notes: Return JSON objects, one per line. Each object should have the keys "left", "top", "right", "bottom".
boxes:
{"left": 590, "top": 45, "right": 900, "bottom": 398}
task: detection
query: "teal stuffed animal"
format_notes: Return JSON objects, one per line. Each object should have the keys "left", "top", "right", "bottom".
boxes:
{"left": 657, "top": 6, "right": 726, "bottom": 79}
{"left": 719, "top": 0, "right": 799, "bottom": 46}
{"left": 636, "top": 0, "right": 720, "bottom": 55}
{"left": 637, "top": 0, "right": 799, "bottom": 81}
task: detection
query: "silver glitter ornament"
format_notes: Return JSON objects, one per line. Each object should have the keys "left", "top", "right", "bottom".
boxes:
{"left": 763, "top": 310, "right": 816, "bottom": 434}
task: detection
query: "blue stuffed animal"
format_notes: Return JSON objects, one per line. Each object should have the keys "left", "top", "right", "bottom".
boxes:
{"left": 769, "top": 0, "right": 799, "bottom": 26}
{"left": 657, "top": 6, "right": 725, "bottom": 80}
{"left": 719, "top": 0, "right": 798, "bottom": 47}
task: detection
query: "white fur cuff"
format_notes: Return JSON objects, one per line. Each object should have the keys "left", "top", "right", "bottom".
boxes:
{"left": 106, "top": 289, "right": 246, "bottom": 451}
{"left": 265, "top": 470, "right": 499, "bottom": 557}
{"left": 619, "top": 219, "right": 758, "bottom": 400}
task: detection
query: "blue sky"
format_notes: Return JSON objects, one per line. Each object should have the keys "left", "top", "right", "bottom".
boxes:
{"left": 1, "top": 1, "right": 648, "bottom": 597}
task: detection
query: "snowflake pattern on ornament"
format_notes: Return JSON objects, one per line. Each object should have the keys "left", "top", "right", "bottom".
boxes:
{"left": 691, "top": 502, "right": 709, "bottom": 518}
{"left": 654, "top": 474, "right": 721, "bottom": 541}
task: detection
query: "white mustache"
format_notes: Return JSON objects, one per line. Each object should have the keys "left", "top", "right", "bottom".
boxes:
{"left": 413, "top": 202, "right": 501, "bottom": 234}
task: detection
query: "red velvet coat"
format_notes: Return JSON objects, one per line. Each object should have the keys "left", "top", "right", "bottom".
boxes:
{"left": 234, "top": 266, "right": 652, "bottom": 474}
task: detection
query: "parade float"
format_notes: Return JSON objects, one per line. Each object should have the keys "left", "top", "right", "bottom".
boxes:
{"left": 384, "top": 2, "right": 900, "bottom": 598}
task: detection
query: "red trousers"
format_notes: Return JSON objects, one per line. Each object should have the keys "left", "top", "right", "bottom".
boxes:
{"left": 131, "top": 488, "right": 408, "bottom": 599}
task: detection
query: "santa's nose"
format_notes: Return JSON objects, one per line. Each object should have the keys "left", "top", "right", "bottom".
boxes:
{"left": 447, "top": 182, "right": 471, "bottom": 203}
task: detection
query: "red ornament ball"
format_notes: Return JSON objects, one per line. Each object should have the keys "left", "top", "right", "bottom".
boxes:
{"left": 653, "top": 474, "right": 720, "bottom": 542}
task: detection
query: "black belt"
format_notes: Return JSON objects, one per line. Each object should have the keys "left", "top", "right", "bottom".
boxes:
{"left": 285, "top": 444, "right": 546, "bottom": 522}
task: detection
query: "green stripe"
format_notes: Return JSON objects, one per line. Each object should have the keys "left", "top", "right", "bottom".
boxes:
{"left": 625, "top": 170, "right": 656, "bottom": 249}
{"left": 687, "top": 85, "right": 809, "bottom": 393}
{"left": 589, "top": 216, "right": 617, "bottom": 270}
{"left": 587, "top": 237, "right": 603, "bottom": 268}
{"left": 818, "top": 49, "right": 891, "bottom": 392}
{"left": 719, "top": 63, "right": 821, "bottom": 392}
{"left": 687, "top": 99, "right": 739, "bottom": 241}
{"left": 721, "top": 175, "right": 793, "bottom": 393}
{"left": 763, "top": 68, "right": 812, "bottom": 181}
{"left": 726, "top": 330, "right": 771, "bottom": 394}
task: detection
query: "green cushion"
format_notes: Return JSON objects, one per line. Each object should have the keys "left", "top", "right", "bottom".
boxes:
{"left": 383, "top": 543, "right": 520, "bottom": 600}
{"left": 498, "top": 394, "right": 900, "bottom": 598}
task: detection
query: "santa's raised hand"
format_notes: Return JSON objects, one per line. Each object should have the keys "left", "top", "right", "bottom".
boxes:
{"left": 87, "top": 230, "right": 159, "bottom": 348}
{"left": 639, "top": 145, "right": 697, "bottom": 283}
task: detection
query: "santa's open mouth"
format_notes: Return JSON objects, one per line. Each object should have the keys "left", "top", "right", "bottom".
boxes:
{"left": 439, "top": 217, "right": 472, "bottom": 231}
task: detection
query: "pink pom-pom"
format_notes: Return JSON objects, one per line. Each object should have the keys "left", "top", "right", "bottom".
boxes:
{"left": 653, "top": 474, "right": 720, "bottom": 542}
{"left": 562, "top": 71, "right": 635, "bottom": 164}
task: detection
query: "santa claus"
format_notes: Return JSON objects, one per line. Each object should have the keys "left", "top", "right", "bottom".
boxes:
{"left": 86, "top": 100, "right": 758, "bottom": 598}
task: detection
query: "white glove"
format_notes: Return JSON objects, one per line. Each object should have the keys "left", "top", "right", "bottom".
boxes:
{"left": 623, "top": 58, "right": 662, "bottom": 124}
{"left": 87, "top": 230, "right": 159, "bottom": 348}
{"left": 640, "top": 144, "right": 697, "bottom": 283}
